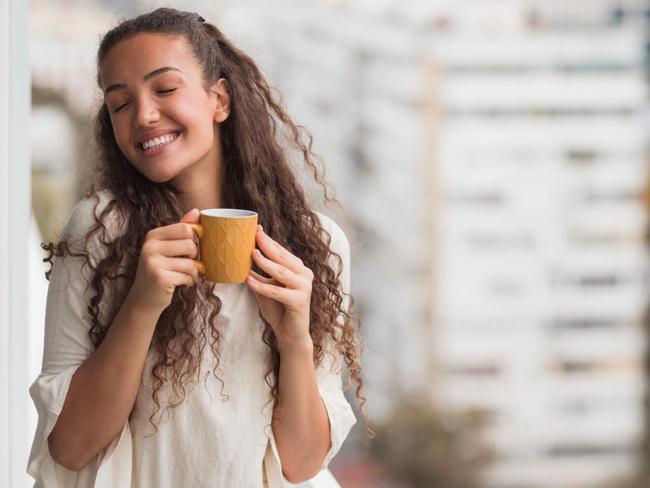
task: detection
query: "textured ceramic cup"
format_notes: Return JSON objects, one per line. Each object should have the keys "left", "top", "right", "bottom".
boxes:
{"left": 189, "top": 209, "right": 258, "bottom": 283}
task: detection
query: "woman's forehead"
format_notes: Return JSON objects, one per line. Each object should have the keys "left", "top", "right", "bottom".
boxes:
{"left": 99, "top": 33, "right": 197, "bottom": 84}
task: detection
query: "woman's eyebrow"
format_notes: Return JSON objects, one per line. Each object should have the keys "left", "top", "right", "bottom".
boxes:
{"left": 103, "top": 66, "right": 183, "bottom": 95}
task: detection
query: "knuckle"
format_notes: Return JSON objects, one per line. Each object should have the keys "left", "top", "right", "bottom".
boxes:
{"left": 154, "top": 272, "right": 168, "bottom": 289}
{"left": 142, "top": 254, "right": 157, "bottom": 271}
{"left": 141, "top": 241, "right": 153, "bottom": 255}
{"left": 188, "top": 260, "right": 198, "bottom": 279}
{"left": 303, "top": 279, "right": 313, "bottom": 292}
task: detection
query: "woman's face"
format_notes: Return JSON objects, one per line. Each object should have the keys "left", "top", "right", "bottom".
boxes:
{"left": 99, "top": 33, "right": 229, "bottom": 185}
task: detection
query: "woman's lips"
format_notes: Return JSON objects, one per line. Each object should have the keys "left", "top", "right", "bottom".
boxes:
{"left": 138, "top": 131, "right": 182, "bottom": 157}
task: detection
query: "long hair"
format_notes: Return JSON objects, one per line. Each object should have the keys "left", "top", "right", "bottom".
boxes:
{"left": 42, "top": 8, "right": 366, "bottom": 432}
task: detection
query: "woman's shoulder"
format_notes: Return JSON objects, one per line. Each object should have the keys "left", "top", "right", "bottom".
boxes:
{"left": 314, "top": 211, "right": 350, "bottom": 256}
{"left": 61, "top": 188, "right": 120, "bottom": 244}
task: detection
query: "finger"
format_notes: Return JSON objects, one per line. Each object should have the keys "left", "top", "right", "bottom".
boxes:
{"left": 166, "top": 269, "right": 197, "bottom": 288}
{"left": 256, "top": 226, "right": 304, "bottom": 274}
{"left": 148, "top": 222, "right": 201, "bottom": 241}
{"left": 249, "top": 269, "right": 274, "bottom": 284}
{"left": 252, "top": 248, "right": 303, "bottom": 289}
{"left": 180, "top": 209, "right": 202, "bottom": 239}
{"left": 247, "top": 273, "right": 300, "bottom": 305}
{"left": 180, "top": 208, "right": 200, "bottom": 223}
{"left": 153, "top": 239, "right": 198, "bottom": 259}
{"left": 164, "top": 257, "right": 200, "bottom": 282}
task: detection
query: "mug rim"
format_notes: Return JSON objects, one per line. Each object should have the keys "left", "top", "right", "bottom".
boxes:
{"left": 200, "top": 208, "right": 257, "bottom": 218}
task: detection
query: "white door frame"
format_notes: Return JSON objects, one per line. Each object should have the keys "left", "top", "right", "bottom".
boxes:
{"left": 1, "top": 0, "right": 31, "bottom": 486}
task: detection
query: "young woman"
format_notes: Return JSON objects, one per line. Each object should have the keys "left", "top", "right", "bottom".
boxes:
{"left": 27, "top": 8, "right": 365, "bottom": 487}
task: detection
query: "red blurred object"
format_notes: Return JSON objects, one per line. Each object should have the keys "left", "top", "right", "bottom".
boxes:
{"left": 331, "top": 456, "right": 409, "bottom": 488}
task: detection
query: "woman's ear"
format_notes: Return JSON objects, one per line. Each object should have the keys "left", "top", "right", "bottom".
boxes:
{"left": 211, "top": 78, "right": 231, "bottom": 123}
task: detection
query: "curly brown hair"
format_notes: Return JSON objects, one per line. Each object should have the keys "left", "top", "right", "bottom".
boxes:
{"left": 42, "top": 7, "right": 366, "bottom": 433}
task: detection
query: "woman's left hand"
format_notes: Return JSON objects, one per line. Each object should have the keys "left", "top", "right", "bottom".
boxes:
{"left": 246, "top": 225, "right": 314, "bottom": 350}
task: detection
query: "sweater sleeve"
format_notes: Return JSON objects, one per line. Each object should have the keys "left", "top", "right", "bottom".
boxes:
{"left": 314, "top": 212, "right": 357, "bottom": 470}
{"left": 263, "top": 213, "right": 357, "bottom": 487}
{"left": 27, "top": 191, "right": 133, "bottom": 487}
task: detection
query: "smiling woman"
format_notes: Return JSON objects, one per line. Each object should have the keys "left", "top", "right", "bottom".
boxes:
{"left": 99, "top": 35, "right": 230, "bottom": 188}
{"left": 27, "top": 7, "right": 365, "bottom": 488}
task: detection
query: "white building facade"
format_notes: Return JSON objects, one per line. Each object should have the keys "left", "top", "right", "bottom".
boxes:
{"left": 431, "top": 2, "right": 649, "bottom": 486}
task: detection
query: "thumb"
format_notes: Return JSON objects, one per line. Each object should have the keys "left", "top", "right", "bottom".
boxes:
{"left": 180, "top": 208, "right": 200, "bottom": 223}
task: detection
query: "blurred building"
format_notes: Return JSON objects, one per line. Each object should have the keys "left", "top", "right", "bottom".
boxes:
{"left": 30, "top": 0, "right": 116, "bottom": 118}
{"left": 431, "top": 1, "right": 649, "bottom": 487}
{"left": 224, "top": 0, "right": 650, "bottom": 487}
{"left": 223, "top": 0, "right": 439, "bottom": 420}
{"left": 29, "top": 0, "right": 118, "bottom": 241}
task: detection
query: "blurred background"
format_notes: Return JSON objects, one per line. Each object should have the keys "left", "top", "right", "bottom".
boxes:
{"left": 24, "top": 0, "right": 650, "bottom": 487}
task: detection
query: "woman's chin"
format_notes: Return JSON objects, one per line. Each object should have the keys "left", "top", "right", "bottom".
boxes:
{"left": 140, "top": 168, "right": 177, "bottom": 184}
{"left": 152, "top": 175, "right": 175, "bottom": 184}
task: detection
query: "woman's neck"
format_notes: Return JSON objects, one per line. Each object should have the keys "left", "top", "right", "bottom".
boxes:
{"left": 173, "top": 145, "right": 225, "bottom": 212}
{"left": 179, "top": 180, "right": 223, "bottom": 212}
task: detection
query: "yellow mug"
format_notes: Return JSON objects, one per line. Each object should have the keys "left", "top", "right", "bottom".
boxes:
{"left": 189, "top": 209, "right": 258, "bottom": 283}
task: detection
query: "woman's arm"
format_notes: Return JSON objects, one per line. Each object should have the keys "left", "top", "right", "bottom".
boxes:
{"left": 246, "top": 222, "right": 347, "bottom": 482}
{"left": 47, "top": 296, "right": 160, "bottom": 471}
{"left": 48, "top": 210, "right": 201, "bottom": 471}
{"left": 272, "top": 340, "right": 331, "bottom": 483}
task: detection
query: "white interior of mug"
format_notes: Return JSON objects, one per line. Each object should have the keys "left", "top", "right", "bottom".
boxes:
{"left": 200, "top": 208, "right": 257, "bottom": 218}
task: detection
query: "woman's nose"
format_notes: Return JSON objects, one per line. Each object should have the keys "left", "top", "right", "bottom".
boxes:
{"left": 133, "top": 98, "right": 160, "bottom": 127}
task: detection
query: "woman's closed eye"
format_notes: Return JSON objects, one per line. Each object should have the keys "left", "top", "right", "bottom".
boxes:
{"left": 110, "top": 88, "right": 177, "bottom": 113}
{"left": 111, "top": 101, "right": 130, "bottom": 113}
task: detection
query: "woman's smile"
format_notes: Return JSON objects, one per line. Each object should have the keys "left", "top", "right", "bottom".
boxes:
{"left": 136, "top": 130, "right": 183, "bottom": 157}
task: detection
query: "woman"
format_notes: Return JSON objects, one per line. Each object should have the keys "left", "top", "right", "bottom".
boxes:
{"left": 28, "top": 8, "right": 365, "bottom": 487}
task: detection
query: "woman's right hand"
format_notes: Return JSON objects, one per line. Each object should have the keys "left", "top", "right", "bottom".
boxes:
{"left": 127, "top": 208, "right": 203, "bottom": 314}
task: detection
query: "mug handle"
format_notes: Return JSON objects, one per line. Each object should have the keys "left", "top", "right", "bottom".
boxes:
{"left": 189, "top": 224, "right": 205, "bottom": 275}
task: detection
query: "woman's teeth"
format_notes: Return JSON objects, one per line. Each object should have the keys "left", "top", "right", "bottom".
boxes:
{"left": 141, "top": 133, "right": 179, "bottom": 151}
